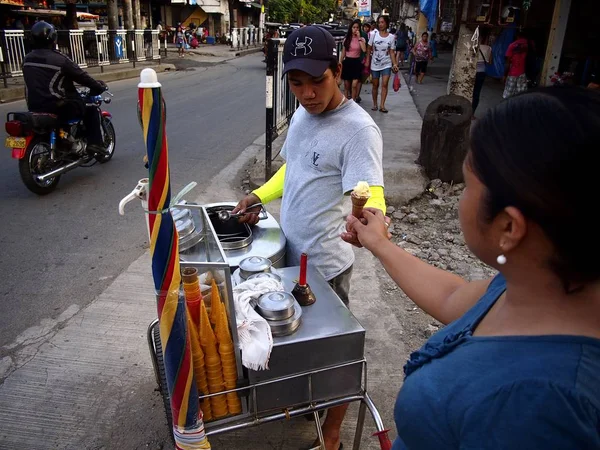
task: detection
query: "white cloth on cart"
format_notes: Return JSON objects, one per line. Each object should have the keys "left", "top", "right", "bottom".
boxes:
{"left": 233, "top": 277, "right": 284, "bottom": 371}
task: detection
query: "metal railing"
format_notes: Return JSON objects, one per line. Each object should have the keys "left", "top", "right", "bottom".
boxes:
{"left": 264, "top": 36, "right": 344, "bottom": 180}
{"left": 0, "top": 29, "right": 163, "bottom": 87}
{"left": 230, "top": 27, "right": 263, "bottom": 50}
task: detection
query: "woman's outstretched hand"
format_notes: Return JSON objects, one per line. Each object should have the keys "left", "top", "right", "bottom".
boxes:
{"left": 341, "top": 208, "right": 391, "bottom": 249}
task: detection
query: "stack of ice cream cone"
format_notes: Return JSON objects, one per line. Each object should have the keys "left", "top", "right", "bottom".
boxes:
{"left": 351, "top": 181, "right": 371, "bottom": 218}
{"left": 182, "top": 267, "right": 212, "bottom": 420}
{"left": 215, "top": 297, "right": 242, "bottom": 414}
{"left": 200, "top": 297, "right": 228, "bottom": 418}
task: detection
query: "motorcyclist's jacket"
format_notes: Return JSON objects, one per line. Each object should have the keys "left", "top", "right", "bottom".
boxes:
{"left": 22, "top": 48, "right": 105, "bottom": 113}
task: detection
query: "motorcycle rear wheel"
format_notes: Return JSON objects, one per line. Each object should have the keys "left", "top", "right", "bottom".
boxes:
{"left": 18, "top": 137, "right": 60, "bottom": 195}
{"left": 95, "top": 117, "right": 116, "bottom": 164}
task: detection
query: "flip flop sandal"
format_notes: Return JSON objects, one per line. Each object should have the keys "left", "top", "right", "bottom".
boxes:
{"left": 306, "top": 442, "right": 343, "bottom": 450}
{"left": 371, "top": 106, "right": 378, "bottom": 111}
{"left": 379, "top": 108, "right": 389, "bottom": 113}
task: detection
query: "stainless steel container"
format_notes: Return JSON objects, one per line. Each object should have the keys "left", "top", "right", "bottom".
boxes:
{"left": 181, "top": 202, "right": 286, "bottom": 271}
{"left": 239, "top": 256, "right": 272, "bottom": 280}
{"left": 247, "top": 266, "right": 365, "bottom": 413}
{"left": 265, "top": 302, "right": 302, "bottom": 336}
{"left": 256, "top": 291, "right": 296, "bottom": 320}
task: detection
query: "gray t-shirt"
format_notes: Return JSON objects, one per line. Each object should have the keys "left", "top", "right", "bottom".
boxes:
{"left": 280, "top": 100, "right": 384, "bottom": 280}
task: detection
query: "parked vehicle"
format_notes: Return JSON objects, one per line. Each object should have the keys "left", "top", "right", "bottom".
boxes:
{"left": 5, "top": 88, "right": 115, "bottom": 195}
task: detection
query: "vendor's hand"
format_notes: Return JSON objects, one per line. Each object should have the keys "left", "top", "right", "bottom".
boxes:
{"left": 232, "top": 193, "right": 262, "bottom": 226}
{"left": 341, "top": 208, "right": 391, "bottom": 249}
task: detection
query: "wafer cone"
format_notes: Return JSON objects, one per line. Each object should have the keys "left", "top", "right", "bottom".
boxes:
{"left": 182, "top": 267, "right": 203, "bottom": 332}
{"left": 351, "top": 192, "right": 369, "bottom": 218}
{"left": 209, "top": 279, "right": 221, "bottom": 327}
{"left": 199, "top": 298, "right": 217, "bottom": 350}
{"left": 187, "top": 316, "right": 212, "bottom": 420}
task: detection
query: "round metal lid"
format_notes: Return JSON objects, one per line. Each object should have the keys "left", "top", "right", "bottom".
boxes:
{"left": 256, "top": 291, "right": 295, "bottom": 320}
{"left": 247, "top": 272, "right": 282, "bottom": 283}
{"left": 239, "top": 256, "right": 272, "bottom": 279}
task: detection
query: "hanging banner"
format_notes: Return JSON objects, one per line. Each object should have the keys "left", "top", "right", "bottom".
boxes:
{"left": 357, "top": 0, "right": 371, "bottom": 17}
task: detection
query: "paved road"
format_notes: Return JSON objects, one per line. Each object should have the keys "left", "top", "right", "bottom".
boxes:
{"left": 0, "top": 54, "right": 265, "bottom": 351}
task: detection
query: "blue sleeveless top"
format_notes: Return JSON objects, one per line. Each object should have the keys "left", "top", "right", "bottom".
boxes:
{"left": 393, "top": 274, "right": 600, "bottom": 449}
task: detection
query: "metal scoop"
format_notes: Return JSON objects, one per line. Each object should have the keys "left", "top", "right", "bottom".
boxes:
{"left": 217, "top": 203, "right": 266, "bottom": 222}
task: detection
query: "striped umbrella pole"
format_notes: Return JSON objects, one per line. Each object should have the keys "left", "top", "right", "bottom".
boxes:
{"left": 138, "top": 68, "right": 210, "bottom": 449}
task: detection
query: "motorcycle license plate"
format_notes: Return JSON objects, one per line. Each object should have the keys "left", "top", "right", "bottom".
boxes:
{"left": 5, "top": 137, "right": 26, "bottom": 148}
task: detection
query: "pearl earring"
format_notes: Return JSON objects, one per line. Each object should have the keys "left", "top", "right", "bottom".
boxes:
{"left": 496, "top": 254, "right": 507, "bottom": 265}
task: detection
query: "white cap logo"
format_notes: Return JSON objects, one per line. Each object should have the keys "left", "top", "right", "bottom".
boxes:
{"left": 291, "top": 37, "right": 313, "bottom": 56}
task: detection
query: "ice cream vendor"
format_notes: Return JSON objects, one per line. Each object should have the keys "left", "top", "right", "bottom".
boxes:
{"left": 233, "top": 25, "right": 387, "bottom": 450}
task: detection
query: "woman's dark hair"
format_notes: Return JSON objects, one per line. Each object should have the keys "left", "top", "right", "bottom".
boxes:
{"left": 344, "top": 19, "right": 362, "bottom": 51}
{"left": 470, "top": 86, "right": 600, "bottom": 292}
{"left": 422, "top": 31, "right": 428, "bottom": 37}
{"left": 378, "top": 15, "right": 390, "bottom": 29}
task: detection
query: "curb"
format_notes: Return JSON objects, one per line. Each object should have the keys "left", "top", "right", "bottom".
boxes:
{"left": 167, "top": 46, "right": 262, "bottom": 59}
{"left": 0, "top": 63, "right": 176, "bottom": 104}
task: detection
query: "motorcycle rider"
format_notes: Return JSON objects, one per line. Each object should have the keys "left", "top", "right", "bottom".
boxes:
{"left": 22, "top": 21, "right": 109, "bottom": 156}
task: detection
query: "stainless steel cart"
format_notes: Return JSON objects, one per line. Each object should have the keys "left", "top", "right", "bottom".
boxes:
{"left": 146, "top": 205, "right": 391, "bottom": 449}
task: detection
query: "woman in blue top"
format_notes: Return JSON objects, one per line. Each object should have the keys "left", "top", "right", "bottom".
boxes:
{"left": 343, "top": 86, "right": 600, "bottom": 449}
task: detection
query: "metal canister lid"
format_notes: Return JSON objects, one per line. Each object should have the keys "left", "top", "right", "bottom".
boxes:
{"left": 247, "top": 272, "right": 282, "bottom": 283}
{"left": 256, "top": 291, "right": 296, "bottom": 320}
{"left": 239, "top": 256, "right": 272, "bottom": 279}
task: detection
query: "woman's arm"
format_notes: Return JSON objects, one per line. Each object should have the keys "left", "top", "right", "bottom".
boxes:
{"left": 359, "top": 37, "right": 366, "bottom": 53}
{"left": 389, "top": 46, "right": 398, "bottom": 69}
{"left": 345, "top": 210, "right": 492, "bottom": 324}
{"left": 340, "top": 46, "right": 346, "bottom": 63}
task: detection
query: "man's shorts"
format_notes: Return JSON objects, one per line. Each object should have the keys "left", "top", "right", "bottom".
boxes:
{"left": 503, "top": 73, "right": 528, "bottom": 99}
{"left": 371, "top": 67, "right": 392, "bottom": 79}
{"left": 328, "top": 265, "right": 353, "bottom": 307}
{"left": 415, "top": 60, "right": 428, "bottom": 74}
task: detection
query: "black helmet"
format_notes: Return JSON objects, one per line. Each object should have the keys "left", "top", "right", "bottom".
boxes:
{"left": 31, "top": 21, "right": 57, "bottom": 49}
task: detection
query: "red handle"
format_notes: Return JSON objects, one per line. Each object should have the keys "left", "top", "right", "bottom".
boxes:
{"left": 373, "top": 430, "right": 392, "bottom": 450}
{"left": 299, "top": 253, "right": 307, "bottom": 285}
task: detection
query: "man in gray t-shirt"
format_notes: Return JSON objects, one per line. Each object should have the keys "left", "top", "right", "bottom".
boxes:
{"left": 234, "top": 25, "right": 385, "bottom": 449}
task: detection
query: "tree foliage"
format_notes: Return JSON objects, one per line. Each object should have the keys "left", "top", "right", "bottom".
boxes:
{"left": 267, "top": 0, "right": 337, "bottom": 24}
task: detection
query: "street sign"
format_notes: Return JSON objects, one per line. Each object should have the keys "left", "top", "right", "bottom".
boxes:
{"left": 114, "top": 35, "right": 124, "bottom": 58}
{"left": 358, "top": 0, "right": 371, "bottom": 17}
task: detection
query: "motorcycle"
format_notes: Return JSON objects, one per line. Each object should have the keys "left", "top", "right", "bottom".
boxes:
{"left": 5, "top": 87, "right": 116, "bottom": 195}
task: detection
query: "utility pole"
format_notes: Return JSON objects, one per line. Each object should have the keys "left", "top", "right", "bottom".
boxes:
{"left": 107, "top": 0, "right": 119, "bottom": 30}
{"left": 123, "top": 0, "right": 134, "bottom": 30}
{"left": 447, "top": 0, "right": 477, "bottom": 101}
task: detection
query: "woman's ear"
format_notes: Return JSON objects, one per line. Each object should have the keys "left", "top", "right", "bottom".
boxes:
{"left": 495, "top": 206, "right": 527, "bottom": 253}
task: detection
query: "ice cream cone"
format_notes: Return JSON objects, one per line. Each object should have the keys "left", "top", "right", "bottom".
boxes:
{"left": 199, "top": 298, "right": 216, "bottom": 349}
{"left": 351, "top": 192, "right": 369, "bottom": 218}
{"left": 209, "top": 279, "right": 221, "bottom": 327}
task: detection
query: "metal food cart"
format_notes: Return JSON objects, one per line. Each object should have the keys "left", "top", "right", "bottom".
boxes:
{"left": 146, "top": 202, "right": 391, "bottom": 449}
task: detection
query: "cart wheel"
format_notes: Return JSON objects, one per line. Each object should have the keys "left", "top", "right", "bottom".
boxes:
{"left": 153, "top": 324, "right": 175, "bottom": 442}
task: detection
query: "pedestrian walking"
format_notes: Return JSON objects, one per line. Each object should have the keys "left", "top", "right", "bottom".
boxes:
{"left": 412, "top": 32, "right": 433, "bottom": 84}
{"left": 367, "top": 15, "right": 399, "bottom": 113}
{"left": 473, "top": 29, "right": 493, "bottom": 116}
{"left": 340, "top": 19, "right": 367, "bottom": 101}
{"left": 395, "top": 24, "right": 409, "bottom": 67}
{"left": 344, "top": 86, "right": 600, "bottom": 450}
{"left": 503, "top": 30, "right": 529, "bottom": 98}
{"left": 233, "top": 26, "right": 386, "bottom": 450}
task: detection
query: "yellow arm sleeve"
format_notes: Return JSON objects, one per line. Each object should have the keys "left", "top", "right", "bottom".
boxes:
{"left": 364, "top": 185, "right": 386, "bottom": 215}
{"left": 252, "top": 163, "right": 286, "bottom": 204}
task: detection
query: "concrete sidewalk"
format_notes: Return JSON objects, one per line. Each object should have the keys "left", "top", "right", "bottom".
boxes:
{"left": 166, "top": 43, "right": 262, "bottom": 60}
{"left": 0, "top": 60, "right": 175, "bottom": 103}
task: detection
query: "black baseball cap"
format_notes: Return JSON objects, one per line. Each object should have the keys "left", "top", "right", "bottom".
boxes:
{"left": 282, "top": 26, "right": 337, "bottom": 78}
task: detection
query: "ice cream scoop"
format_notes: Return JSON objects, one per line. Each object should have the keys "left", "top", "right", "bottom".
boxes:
{"left": 351, "top": 181, "right": 371, "bottom": 218}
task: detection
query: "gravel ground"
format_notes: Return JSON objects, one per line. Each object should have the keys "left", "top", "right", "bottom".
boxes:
{"left": 382, "top": 179, "right": 497, "bottom": 357}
